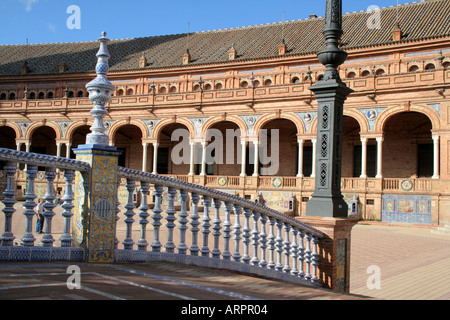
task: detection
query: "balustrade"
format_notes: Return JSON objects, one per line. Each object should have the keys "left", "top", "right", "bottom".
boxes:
{"left": 0, "top": 147, "right": 328, "bottom": 288}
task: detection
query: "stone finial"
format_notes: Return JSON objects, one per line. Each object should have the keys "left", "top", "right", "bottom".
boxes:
{"left": 84, "top": 32, "right": 115, "bottom": 148}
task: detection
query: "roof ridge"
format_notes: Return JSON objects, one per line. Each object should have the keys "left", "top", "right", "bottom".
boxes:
{"left": 0, "top": 0, "right": 444, "bottom": 47}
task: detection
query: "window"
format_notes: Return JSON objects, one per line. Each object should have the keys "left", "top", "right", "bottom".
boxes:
{"left": 291, "top": 77, "right": 300, "bottom": 84}
{"left": 361, "top": 70, "right": 371, "bottom": 77}
{"left": 347, "top": 72, "right": 356, "bottom": 79}
{"left": 241, "top": 81, "right": 248, "bottom": 88}
{"left": 77, "top": 91, "right": 84, "bottom": 97}
{"left": 126, "top": 88, "right": 134, "bottom": 95}
{"left": 409, "top": 65, "right": 419, "bottom": 72}
{"left": 0, "top": 93, "right": 6, "bottom": 100}
{"left": 47, "top": 92, "right": 54, "bottom": 99}
{"left": 193, "top": 84, "right": 200, "bottom": 91}
{"left": 316, "top": 74, "right": 324, "bottom": 81}
{"left": 159, "top": 87, "right": 167, "bottom": 94}
{"left": 215, "top": 83, "right": 223, "bottom": 90}
{"left": 68, "top": 91, "right": 74, "bottom": 98}
{"left": 29, "top": 92, "right": 36, "bottom": 99}
{"left": 425, "top": 63, "right": 435, "bottom": 71}
{"left": 38, "top": 92, "right": 45, "bottom": 99}
{"left": 264, "top": 79, "right": 272, "bottom": 86}
{"left": 253, "top": 80, "right": 260, "bottom": 87}
{"left": 204, "top": 84, "right": 212, "bottom": 91}
{"left": 375, "top": 69, "right": 385, "bottom": 76}
{"left": 117, "top": 89, "right": 124, "bottom": 96}
{"left": 443, "top": 62, "right": 450, "bottom": 69}
{"left": 169, "top": 86, "right": 177, "bottom": 93}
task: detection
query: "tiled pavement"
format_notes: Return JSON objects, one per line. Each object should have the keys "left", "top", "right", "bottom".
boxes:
{"left": 350, "top": 223, "right": 450, "bottom": 300}
{"left": 1, "top": 202, "right": 449, "bottom": 300}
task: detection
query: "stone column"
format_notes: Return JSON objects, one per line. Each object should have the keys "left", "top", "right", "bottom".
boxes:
{"left": 297, "top": 139, "right": 304, "bottom": 178}
{"left": 65, "top": 143, "right": 72, "bottom": 158}
{"left": 252, "top": 140, "right": 259, "bottom": 177}
{"left": 360, "top": 137, "right": 367, "bottom": 178}
{"left": 142, "top": 142, "right": 148, "bottom": 172}
{"left": 432, "top": 135, "right": 440, "bottom": 179}
{"left": 189, "top": 141, "right": 195, "bottom": 176}
{"left": 311, "top": 139, "right": 316, "bottom": 178}
{"left": 152, "top": 142, "right": 159, "bottom": 174}
{"left": 240, "top": 140, "right": 247, "bottom": 177}
{"left": 376, "top": 137, "right": 383, "bottom": 179}
{"left": 200, "top": 142, "right": 207, "bottom": 176}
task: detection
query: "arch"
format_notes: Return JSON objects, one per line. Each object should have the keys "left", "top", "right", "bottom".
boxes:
{"left": 343, "top": 109, "right": 370, "bottom": 133}
{"left": 253, "top": 113, "right": 304, "bottom": 137}
{"left": 65, "top": 120, "right": 94, "bottom": 140}
{"left": 425, "top": 63, "right": 436, "bottom": 71}
{"left": 346, "top": 71, "right": 356, "bottom": 79}
{"left": 152, "top": 118, "right": 195, "bottom": 141}
{"left": 201, "top": 115, "right": 248, "bottom": 138}
{"left": 108, "top": 119, "right": 149, "bottom": 142}
{"left": 375, "top": 105, "right": 441, "bottom": 133}
{"left": 0, "top": 122, "right": 22, "bottom": 140}
{"left": 25, "top": 121, "right": 62, "bottom": 140}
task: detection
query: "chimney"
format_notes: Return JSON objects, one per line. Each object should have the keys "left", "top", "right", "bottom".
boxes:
{"left": 393, "top": 22, "right": 402, "bottom": 41}
{"left": 229, "top": 44, "right": 237, "bottom": 60}
{"left": 139, "top": 54, "right": 148, "bottom": 68}
{"left": 21, "top": 61, "right": 30, "bottom": 75}
{"left": 59, "top": 63, "right": 68, "bottom": 73}
{"left": 183, "top": 49, "right": 191, "bottom": 65}
{"left": 278, "top": 39, "right": 287, "bottom": 55}
{"left": 309, "top": 14, "right": 317, "bottom": 19}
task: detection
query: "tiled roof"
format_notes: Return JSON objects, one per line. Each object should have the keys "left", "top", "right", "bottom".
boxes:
{"left": 0, "top": 0, "right": 449, "bottom": 76}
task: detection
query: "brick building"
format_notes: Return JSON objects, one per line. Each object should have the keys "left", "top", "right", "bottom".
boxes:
{"left": 0, "top": 0, "right": 449, "bottom": 225}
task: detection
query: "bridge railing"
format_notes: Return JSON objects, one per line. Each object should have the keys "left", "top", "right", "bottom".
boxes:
{"left": 116, "top": 167, "right": 325, "bottom": 287}
{"left": 0, "top": 147, "right": 328, "bottom": 289}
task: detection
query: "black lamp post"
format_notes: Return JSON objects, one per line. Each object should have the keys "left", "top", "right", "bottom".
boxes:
{"left": 305, "top": 0, "right": 353, "bottom": 218}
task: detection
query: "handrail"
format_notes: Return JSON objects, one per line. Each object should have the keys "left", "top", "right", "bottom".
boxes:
{"left": 118, "top": 166, "right": 325, "bottom": 238}
{"left": 0, "top": 148, "right": 90, "bottom": 172}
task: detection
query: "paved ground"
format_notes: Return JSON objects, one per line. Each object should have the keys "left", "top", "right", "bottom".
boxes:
{"left": 1, "top": 202, "right": 449, "bottom": 301}
{"left": 350, "top": 223, "right": 450, "bottom": 300}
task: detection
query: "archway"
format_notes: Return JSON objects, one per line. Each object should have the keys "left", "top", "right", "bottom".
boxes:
{"left": 31, "top": 126, "right": 57, "bottom": 156}
{"left": 157, "top": 123, "right": 191, "bottom": 175}
{"left": 113, "top": 125, "right": 143, "bottom": 170}
{"left": 383, "top": 112, "right": 433, "bottom": 178}
{"left": 205, "top": 121, "right": 242, "bottom": 176}
{"left": 260, "top": 119, "right": 298, "bottom": 177}
{"left": 0, "top": 126, "right": 17, "bottom": 169}
{"left": 69, "top": 125, "right": 90, "bottom": 158}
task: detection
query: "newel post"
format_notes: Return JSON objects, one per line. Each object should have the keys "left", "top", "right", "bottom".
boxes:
{"left": 72, "top": 32, "right": 121, "bottom": 263}
{"left": 298, "top": 217, "right": 357, "bottom": 292}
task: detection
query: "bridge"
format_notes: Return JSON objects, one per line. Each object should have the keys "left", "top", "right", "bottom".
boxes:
{"left": 0, "top": 4, "right": 362, "bottom": 301}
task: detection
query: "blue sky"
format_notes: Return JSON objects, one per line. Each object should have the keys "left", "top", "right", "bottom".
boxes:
{"left": 0, "top": 0, "right": 417, "bottom": 45}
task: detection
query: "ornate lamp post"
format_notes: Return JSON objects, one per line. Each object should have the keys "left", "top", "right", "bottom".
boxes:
{"left": 305, "top": 0, "right": 353, "bottom": 218}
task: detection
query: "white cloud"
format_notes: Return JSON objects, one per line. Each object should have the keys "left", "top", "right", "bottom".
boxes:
{"left": 19, "top": 0, "right": 39, "bottom": 12}
{"left": 47, "top": 22, "right": 57, "bottom": 33}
